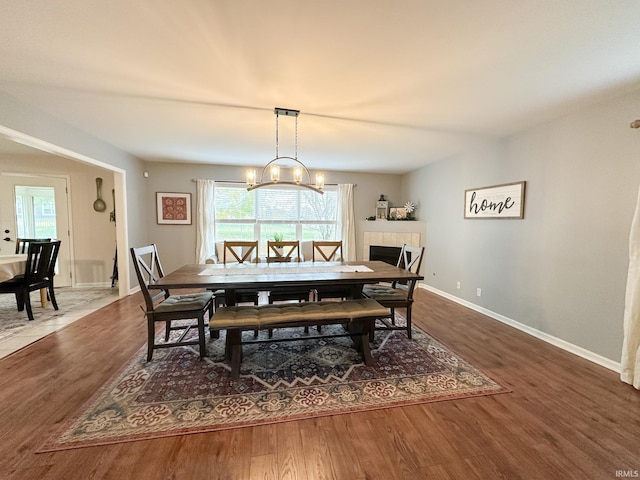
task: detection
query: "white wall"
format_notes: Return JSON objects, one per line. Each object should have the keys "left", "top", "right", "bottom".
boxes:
{"left": 404, "top": 88, "right": 640, "bottom": 363}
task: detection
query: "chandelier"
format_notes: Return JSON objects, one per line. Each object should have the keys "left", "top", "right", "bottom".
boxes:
{"left": 246, "top": 107, "right": 324, "bottom": 194}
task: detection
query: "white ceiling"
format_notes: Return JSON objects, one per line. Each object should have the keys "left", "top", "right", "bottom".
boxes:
{"left": 1, "top": 1, "right": 640, "bottom": 173}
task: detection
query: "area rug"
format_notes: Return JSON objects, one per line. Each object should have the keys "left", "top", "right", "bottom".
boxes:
{"left": 0, "top": 287, "right": 118, "bottom": 342}
{"left": 39, "top": 318, "right": 509, "bottom": 452}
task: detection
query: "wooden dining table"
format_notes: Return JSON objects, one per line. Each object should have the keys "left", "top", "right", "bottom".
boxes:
{"left": 152, "top": 260, "right": 423, "bottom": 305}
{"left": 0, "top": 254, "right": 47, "bottom": 307}
{"left": 0, "top": 254, "right": 27, "bottom": 283}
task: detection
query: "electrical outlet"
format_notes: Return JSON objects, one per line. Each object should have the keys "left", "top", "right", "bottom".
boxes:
{"left": 456, "top": 281, "right": 461, "bottom": 290}
{"left": 476, "top": 288, "right": 482, "bottom": 297}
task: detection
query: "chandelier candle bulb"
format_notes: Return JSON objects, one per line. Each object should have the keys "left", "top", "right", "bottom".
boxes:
{"left": 293, "top": 167, "right": 302, "bottom": 184}
{"left": 270, "top": 165, "right": 280, "bottom": 182}
{"left": 315, "top": 173, "right": 325, "bottom": 190}
{"left": 246, "top": 169, "right": 256, "bottom": 186}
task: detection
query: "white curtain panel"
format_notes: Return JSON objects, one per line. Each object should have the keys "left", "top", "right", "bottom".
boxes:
{"left": 195, "top": 179, "right": 217, "bottom": 264}
{"left": 621, "top": 184, "right": 640, "bottom": 389}
{"left": 337, "top": 184, "right": 356, "bottom": 261}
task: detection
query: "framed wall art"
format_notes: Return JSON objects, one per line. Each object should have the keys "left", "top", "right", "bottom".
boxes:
{"left": 464, "top": 181, "right": 526, "bottom": 219}
{"left": 156, "top": 192, "right": 192, "bottom": 225}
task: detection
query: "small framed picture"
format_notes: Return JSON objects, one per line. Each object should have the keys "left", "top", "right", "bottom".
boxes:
{"left": 389, "top": 207, "right": 408, "bottom": 219}
{"left": 156, "top": 192, "right": 192, "bottom": 225}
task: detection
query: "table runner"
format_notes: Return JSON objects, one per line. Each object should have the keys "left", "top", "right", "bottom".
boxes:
{"left": 199, "top": 264, "right": 373, "bottom": 276}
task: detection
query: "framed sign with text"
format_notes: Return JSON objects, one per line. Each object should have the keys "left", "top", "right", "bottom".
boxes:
{"left": 156, "top": 192, "right": 192, "bottom": 225}
{"left": 464, "top": 181, "right": 526, "bottom": 219}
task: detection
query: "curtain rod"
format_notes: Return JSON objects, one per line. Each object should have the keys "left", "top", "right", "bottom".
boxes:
{"left": 191, "top": 179, "right": 355, "bottom": 187}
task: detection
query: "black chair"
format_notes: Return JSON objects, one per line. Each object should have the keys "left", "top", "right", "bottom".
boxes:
{"left": 15, "top": 238, "right": 51, "bottom": 254}
{"left": 0, "top": 240, "right": 61, "bottom": 320}
{"left": 362, "top": 244, "right": 425, "bottom": 339}
{"left": 130, "top": 244, "right": 213, "bottom": 361}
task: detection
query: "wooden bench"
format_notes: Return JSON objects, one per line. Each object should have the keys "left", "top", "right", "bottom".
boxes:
{"left": 209, "top": 299, "right": 389, "bottom": 379}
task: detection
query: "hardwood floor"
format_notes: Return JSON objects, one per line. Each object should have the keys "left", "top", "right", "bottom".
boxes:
{"left": 0, "top": 288, "right": 637, "bottom": 479}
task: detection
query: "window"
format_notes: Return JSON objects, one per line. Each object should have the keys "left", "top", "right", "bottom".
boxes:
{"left": 214, "top": 184, "right": 338, "bottom": 255}
{"left": 14, "top": 186, "right": 58, "bottom": 238}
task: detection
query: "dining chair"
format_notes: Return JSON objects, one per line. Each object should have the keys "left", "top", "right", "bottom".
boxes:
{"left": 266, "top": 240, "right": 310, "bottom": 302}
{"left": 312, "top": 240, "right": 343, "bottom": 262}
{"left": 15, "top": 238, "right": 51, "bottom": 254}
{"left": 213, "top": 241, "right": 261, "bottom": 309}
{"left": 266, "top": 240, "right": 301, "bottom": 263}
{"left": 130, "top": 244, "right": 213, "bottom": 361}
{"left": 362, "top": 244, "right": 425, "bottom": 339}
{"left": 223, "top": 241, "right": 260, "bottom": 264}
{"left": 312, "top": 241, "right": 351, "bottom": 301}
{"left": 0, "top": 240, "right": 61, "bottom": 320}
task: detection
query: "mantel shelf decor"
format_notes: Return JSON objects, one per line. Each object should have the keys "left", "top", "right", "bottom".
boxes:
{"left": 389, "top": 201, "right": 417, "bottom": 220}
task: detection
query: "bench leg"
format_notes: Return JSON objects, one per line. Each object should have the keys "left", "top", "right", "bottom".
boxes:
{"left": 198, "top": 314, "right": 207, "bottom": 358}
{"left": 349, "top": 319, "right": 374, "bottom": 366}
{"left": 359, "top": 332, "right": 373, "bottom": 365}
{"left": 359, "top": 319, "right": 374, "bottom": 365}
{"left": 227, "top": 329, "right": 242, "bottom": 379}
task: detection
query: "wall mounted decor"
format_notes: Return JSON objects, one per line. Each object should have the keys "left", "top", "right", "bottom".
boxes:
{"left": 156, "top": 192, "right": 192, "bottom": 225}
{"left": 93, "top": 177, "right": 106, "bottom": 212}
{"left": 464, "top": 181, "right": 526, "bottom": 219}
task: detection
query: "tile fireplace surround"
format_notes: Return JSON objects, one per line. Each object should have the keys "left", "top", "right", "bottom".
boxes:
{"left": 360, "top": 220, "right": 425, "bottom": 260}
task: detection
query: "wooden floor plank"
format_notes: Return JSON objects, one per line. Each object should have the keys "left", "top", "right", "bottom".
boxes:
{"left": 0, "top": 289, "right": 638, "bottom": 479}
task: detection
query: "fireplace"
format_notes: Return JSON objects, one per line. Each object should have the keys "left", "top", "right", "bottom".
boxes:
{"left": 360, "top": 220, "right": 424, "bottom": 261}
{"left": 369, "top": 245, "right": 402, "bottom": 266}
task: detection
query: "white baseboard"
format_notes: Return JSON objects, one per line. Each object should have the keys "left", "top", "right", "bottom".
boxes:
{"left": 419, "top": 284, "right": 621, "bottom": 373}
{"left": 71, "top": 282, "right": 114, "bottom": 288}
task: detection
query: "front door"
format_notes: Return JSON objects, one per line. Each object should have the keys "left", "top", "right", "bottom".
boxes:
{"left": 0, "top": 173, "right": 72, "bottom": 286}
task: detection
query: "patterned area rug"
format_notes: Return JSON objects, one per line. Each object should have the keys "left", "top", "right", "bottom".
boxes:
{"left": 0, "top": 287, "right": 117, "bottom": 342}
{"left": 39, "top": 318, "right": 509, "bottom": 452}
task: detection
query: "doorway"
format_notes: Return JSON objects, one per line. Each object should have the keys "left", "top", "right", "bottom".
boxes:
{"left": 0, "top": 173, "right": 72, "bottom": 286}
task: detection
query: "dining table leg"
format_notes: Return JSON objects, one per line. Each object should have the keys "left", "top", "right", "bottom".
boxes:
{"left": 224, "top": 288, "right": 237, "bottom": 306}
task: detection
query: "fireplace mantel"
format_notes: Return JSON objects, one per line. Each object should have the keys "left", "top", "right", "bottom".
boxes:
{"left": 359, "top": 220, "right": 426, "bottom": 260}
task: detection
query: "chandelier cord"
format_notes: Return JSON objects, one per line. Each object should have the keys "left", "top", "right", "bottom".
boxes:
{"left": 275, "top": 111, "right": 279, "bottom": 158}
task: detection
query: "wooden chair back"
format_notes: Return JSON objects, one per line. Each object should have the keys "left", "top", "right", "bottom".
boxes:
{"left": 392, "top": 244, "right": 425, "bottom": 290}
{"left": 312, "top": 241, "right": 343, "bottom": 262}
{"left": 130, "top": 244, "right": 169, "bottom": 313}
{"left": 266, "top": 241, "right": 300, "bottom": 263}
{"left": 223, "top": 241, "right": 259, "bottom": 264}
{"left": 16, "top": 237, "right": 52, "bottom": 254}
{"left": 24, "top": 240, "right": 61, "bottom": 285}
{"left": 396, "top": 244, "right": 425, "bottom": 274}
